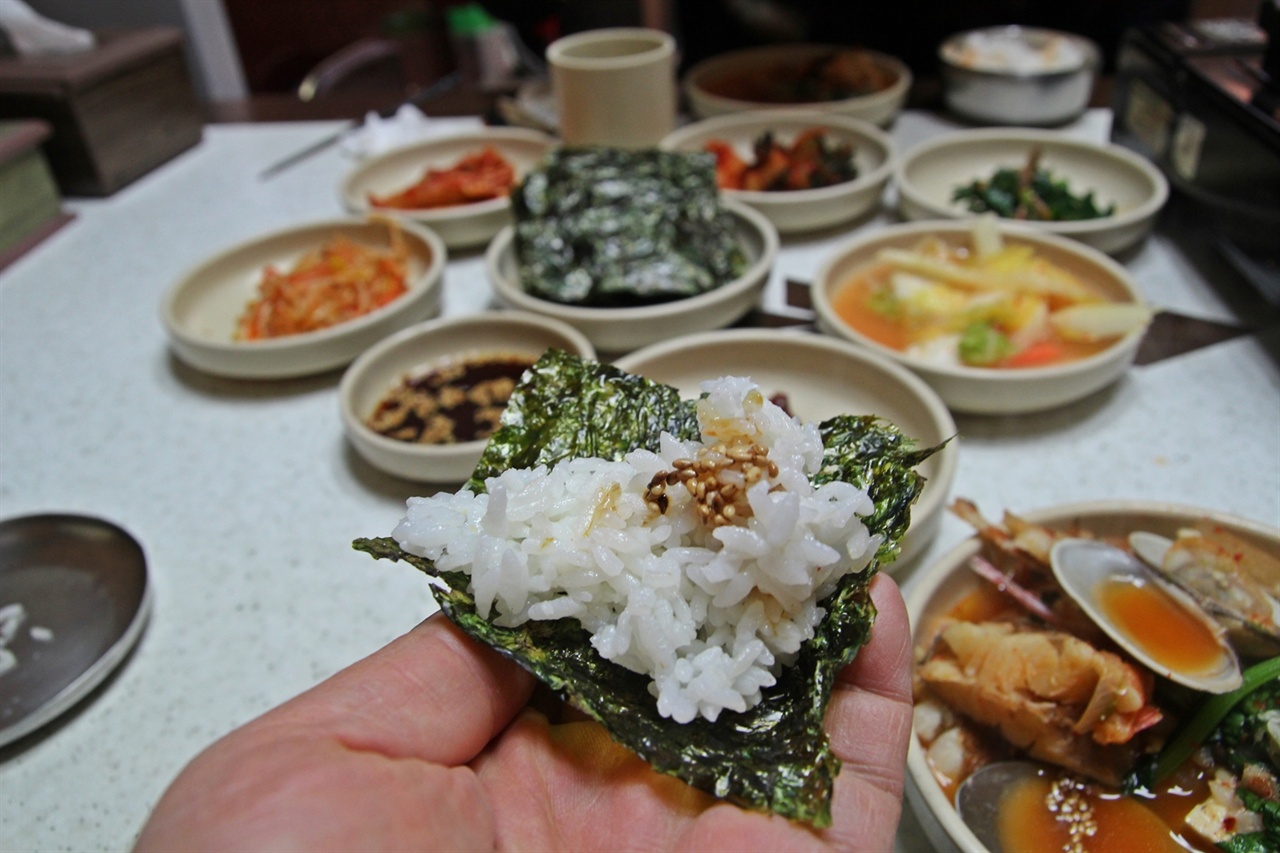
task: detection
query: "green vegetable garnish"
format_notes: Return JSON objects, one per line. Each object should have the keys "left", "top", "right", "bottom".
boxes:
{"left": 958, "top": 322, "right": 1015, "bottom": 366}
{"left": 952, "top": 146, "right": 1115, "bottom": 222}
{"left": 511, "top": 148, "right": 747, "bottom": 306}
{"left": 355, "top": 350, "right": 939, "bottom": 826}
{"left": 1127, "top": 656, "right": 1280, "bottom": 791}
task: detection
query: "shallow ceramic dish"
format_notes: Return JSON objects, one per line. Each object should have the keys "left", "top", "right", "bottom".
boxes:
{"left": 0, "top": 513, "right": 151, "bottom": 747}
{"left": 939, "top": 26, "right": 1100, "bottom": 126}
{"left": 894, "top": 128, "right": 1169, "bottom": 255}
{"left": 658, "top": 110, "right": 894, "bottom": 233}
{"left": 904, "top": 500, "right": 1280, "bottom": 853}
{"left": 485, "top": 198, "right": 779, "bottom": 355}
{"left": 340, "top": 128, "right": 556, "bottom": 249}
{"left": 162, "top": 218, "right": 446, "bottom": 380}
{"left": 339, "top": 312, "right": 595, "bottom": 483}
{"left": 614, "top": 329, "right": 957, "bottom": 568}
{"left": 810, "top": 220, "right": 1149, "bottom": 415}
{"left": 683, "top": 44, "right": 911, "bottom": 126}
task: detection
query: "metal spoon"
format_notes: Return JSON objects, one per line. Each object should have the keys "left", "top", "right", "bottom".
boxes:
{"left": 955, "top": 760, "right": 1048, "bottom": 852}
{"left": 0, "top": 513, "right": 151, "bottom": 747}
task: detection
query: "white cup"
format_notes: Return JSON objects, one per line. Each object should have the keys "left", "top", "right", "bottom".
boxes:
{"left": 547, "top": 27, "right": 677, "bottom": 148}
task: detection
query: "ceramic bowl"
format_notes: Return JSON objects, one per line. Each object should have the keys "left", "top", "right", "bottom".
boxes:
{"left": 340, "top": 128, "right": 556, "bottom": 249}
{"left": 485, "top": 198, "right": 779, "bottom": 355}
{"left": 162, "top": 218, "right": 445, "bottom": 380}
{"left": 810, "top": 220, "right": 1150, "bottom": 415}
{"left": 905, "top": 500, "right": 1280, "bottom": 853}
{"left": 658, "top": 110, "right": 894, "bottom": 233}
{"left": 614, "top": 328, "right": 957, "bottom": 568}
{"left": 894, "top": 128, "right": 1169, "bottom": 255}
{"left": 939, "top": 26, "right": 1100, "bottom": 126}
{"left": 339, "top": 312, "right": 595, "bottom": 483}
{"left": 683, "top": 44, "right": 911, "bottom": 126}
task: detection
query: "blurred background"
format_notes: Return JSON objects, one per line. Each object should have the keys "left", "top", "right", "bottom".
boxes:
{"left": 10, "top": 0, "right": 1264, "bottom": 117}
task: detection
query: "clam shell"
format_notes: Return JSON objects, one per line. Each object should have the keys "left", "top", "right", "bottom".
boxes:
{"left": 1050, "top": 537, "right": 1243, "bottom": 694}
{"left": 1130, "top": 530, "right": 1280, "bottom": 659}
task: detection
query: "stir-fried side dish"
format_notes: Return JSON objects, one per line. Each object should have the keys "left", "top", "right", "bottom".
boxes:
{"left": 704, "top": 50, "right": 897, "bottom": 104}
{"left": 234, "top": 225, "right": 411, "bottom": 340}
{"left": 829, "top": 220, "right": 1151, "bottom": 368}
{"left": 952, "top": 147, "right": 1115, "bottom": 221}
{"left": 367, "top": 146, "right": 515, "bottom": 210}
{"left": 511, "top": 148, "right": 746, "bottom": 307}
{"left": 356, "top": 350, "right": 938, "bottom": 825}
{"left": 365, "top": 352, "right": 536, "bottom": 445}
{"left": 705, "top": 128, "right": 858, "bottom": 192}
{"left": 914, "top": 499, "right": 1280, "bottom": 852}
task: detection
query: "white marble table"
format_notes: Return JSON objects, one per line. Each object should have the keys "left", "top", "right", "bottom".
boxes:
{"left": 1, "top": 111, "right": 1277, "bottom": 851}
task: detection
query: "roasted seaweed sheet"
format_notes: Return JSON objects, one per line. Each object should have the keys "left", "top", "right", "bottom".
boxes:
{"left": 510, "top": 148, "right": 747, "bottom": 306}
{"left": 354, "top": 350, "right": 935, "bottom": 826}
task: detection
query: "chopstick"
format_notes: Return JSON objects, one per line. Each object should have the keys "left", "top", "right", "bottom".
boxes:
{"left": 258, "top": 71, "right": 464, "bottom": 180}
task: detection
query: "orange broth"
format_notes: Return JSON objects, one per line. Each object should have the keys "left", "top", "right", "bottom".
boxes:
{"left": 830, "top": 258, "right": 1116, "bottom": 369}
{"left": 1095, "top": 577, "right": 1227, "bottom": 676}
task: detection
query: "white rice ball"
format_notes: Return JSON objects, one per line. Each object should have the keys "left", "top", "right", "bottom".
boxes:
{"left": 394, "top": 377, "right": 880, "bottom": 723}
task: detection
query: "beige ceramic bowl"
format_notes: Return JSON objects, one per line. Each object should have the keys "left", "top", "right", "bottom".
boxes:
{"left": 895, "top": 128, "right": 1169, "bottom": 255}
{"left": 939, "top": 26, "right": 1100, "bottom": 126}
{"left": 683, "top": 44, "right": 911, "bottom": 127}
{"left": 811, "top": 221, "right": 1150, "bottom": 415}
{"left": 614, "top": 329, "right": 957, "bottom": 568}
{"left": 658, "top": 110, "right": 894, "bottom": 234}
{"left": 905, "top": 500, "right": 1280, "bottom": 853}
{"left": 162, "top": 218, "right": 445, "bottom": 380}
{"left": 485, "top": 198, "right": 779, "bottom": 355}
{"left": 339, "top": 312, "right": 595, "bottom": 483}
{"left": 340, "top": 128, "right": 556, "bottom": 249}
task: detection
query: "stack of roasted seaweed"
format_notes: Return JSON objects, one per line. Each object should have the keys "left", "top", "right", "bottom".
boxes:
{"left": 510, "top": 148, "right": 747, "bottom": 306}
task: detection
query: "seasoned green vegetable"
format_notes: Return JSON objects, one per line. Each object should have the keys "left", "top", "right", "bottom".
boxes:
{"left": 354, "top": 350, "right": 938, "bottom": 826}
{"left": 958, "top": 322, "right": 1015, "bottom": 366}
{"left": 510, "top": 147, "right": 747, "bottom": 306}
{"left": 952, "top": 146, "right": 1115, "bottom": 222}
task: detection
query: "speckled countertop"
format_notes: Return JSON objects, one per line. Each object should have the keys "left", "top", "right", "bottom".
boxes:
{"left": 0, "top": 111, "right": 1276, "bottom": 852}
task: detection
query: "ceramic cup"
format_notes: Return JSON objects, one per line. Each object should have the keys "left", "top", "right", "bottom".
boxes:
{"left": 547, "top": 27, "right": 677, "bottom": 148}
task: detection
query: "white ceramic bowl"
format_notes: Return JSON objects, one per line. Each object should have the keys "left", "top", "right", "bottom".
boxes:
{"left": 339, "top": 312, "right": 596, "bottom": 483}
{"left": 811, "top": 220, "right": 1150, "bottom": 415}
{"left": 895, "top": 128, "right": 1169, "bottom": 255}
{"left": 658, "top": 110, "right": 894, "bottom": 234}
{"left": 614, "top": 329, "right": 957, "bottom": 568}
{"left": 939, "top": 26, "right": 1100, "bottom": 126}
{"left": 683, "top": 44, "right": 911, "bottom": 127}
{"left": 485, "top": 198, "right": 779, "bottom": 355}
{"left": 905, "top": 500, "right": 1280, "bottom": 853}
{"left": 162, "top": 219, "right": 446, "bottom": 380}
{"left": 340, "top": 128, "right": 557, "bottom": 249}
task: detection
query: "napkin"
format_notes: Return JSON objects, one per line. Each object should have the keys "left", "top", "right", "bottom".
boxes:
{"left": 0, "top": 0, "right": 94, "bottom": 56}
{"left": 338, "top": 105, "right": 484, "bottom": 159}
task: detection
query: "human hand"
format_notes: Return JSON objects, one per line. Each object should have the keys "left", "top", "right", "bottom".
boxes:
{"left": 134, "top": 574, "right": 912, "bottom": 851}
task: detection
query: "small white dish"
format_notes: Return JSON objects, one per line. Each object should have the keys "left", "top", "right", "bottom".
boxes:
{"left": 339, "top": 312, "right": 595, "bottom": 483}
{"left": 340, "top": 127, "right": 556, "bottom": 249}
{"left": 905, "top": 500, "right": 1280, "bottom": 853}
{"left": 683, "top": 44, "right": 911, "bottom": 127}
{"left": 659, "top": 110, "right": 894, "bottom": 233}
{"left": 614, "top": 328, "right": 957, "bottom": 568}
{"left": 162, "top": 218, "right": 446, "bottom": 380}
{"left": 485, "top": 198, "right": 779, "bottom": 355}
{"left": 810, "top": 220, "right": 1150, "bottom": 415}
{"left": 894, "top": 128, "right": 1169, "bottom": 255}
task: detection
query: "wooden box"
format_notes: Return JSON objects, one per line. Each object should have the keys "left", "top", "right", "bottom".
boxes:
{"left": 0, "top": 119, "right": 72, "bottom": 270}
{"left": 0, "top": 27, "right": 203, "bottom": 196}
